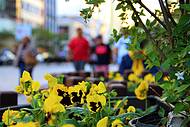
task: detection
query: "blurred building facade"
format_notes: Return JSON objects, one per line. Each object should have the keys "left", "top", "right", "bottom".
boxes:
{"left": 44, "top": 0, "right": 57, "bottom": 32}
{"left": 16, "top": 0, "right": 45, "bottom": 27}
{"left": 0, "top": 0, "right": 57, "bottom": 31}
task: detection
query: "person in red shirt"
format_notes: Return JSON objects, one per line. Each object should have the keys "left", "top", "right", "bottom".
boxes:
{"left": 68, "top": 28, "right": 90, "bottom": 71}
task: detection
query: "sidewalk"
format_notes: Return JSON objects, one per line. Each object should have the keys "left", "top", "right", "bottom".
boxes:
{"left": 0, "top": 62, "right": 119, "bottom": 104}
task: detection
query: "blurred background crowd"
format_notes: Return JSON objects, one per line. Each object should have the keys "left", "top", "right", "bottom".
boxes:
{"left": 0, "top": 0, "right": 160, "bottom": 92}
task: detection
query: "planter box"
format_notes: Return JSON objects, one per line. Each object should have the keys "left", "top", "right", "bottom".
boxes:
{"left": 0, "top": 91, "right": 17, "bottom": 108}
{"left": 128, "top": 96, "right": 172, "bottom": 127}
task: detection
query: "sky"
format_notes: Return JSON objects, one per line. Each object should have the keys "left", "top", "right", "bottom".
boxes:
{"left": 56, "top": 0, "right": 161, "bottom": 17}
{"left": 56, "top": 0, "right": 86, "bottom": 16}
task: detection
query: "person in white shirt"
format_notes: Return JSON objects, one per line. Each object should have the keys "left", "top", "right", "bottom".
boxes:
{"left": 114, "top": 28, "right": 131, "bottom": 65}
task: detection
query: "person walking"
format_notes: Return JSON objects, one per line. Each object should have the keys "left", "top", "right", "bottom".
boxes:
{"left": 94, "top": 35, "right": 111, "bottom": 77}
{"left": 14, "top": 36, "right": 37, "bottom": 77}
{"left": 113, "top": 28, "right": 131, "bottom": 65}
{"left": 68, "top": 28, "right": 90, "bottom": 72}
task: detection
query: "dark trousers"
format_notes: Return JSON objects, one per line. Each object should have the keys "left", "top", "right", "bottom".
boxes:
{"left": 74, "top": 61, "right": 85, "bottom": 71}
{"left": 18, "top": 61, "right": 33, "bottom": 78}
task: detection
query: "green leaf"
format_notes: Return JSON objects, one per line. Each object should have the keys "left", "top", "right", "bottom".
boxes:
{"left": 146, "top": 19, "right": 151, "bottom": 26}
{"left": 185, "top": 96, "right": 190, "bottom": 101}
{"left": 119, "top": 13, "right": 125, "bottom": 17}
{"left": 174, "top": 15, "right": 190, "bottom": 34}
{"left": 86, "top": 0, "right": 105, "bottom": 5}
{"left": 155, "top": 71, "right": 163, "bottom": 81}
{"left": 57, "top": 75, "right": 65, "bottom": 84}
{"left": 116, "top": 3, "right": 123, "bottom": 10}
{"left": 180, "top": 4, "right": 190, "bottom": 11}
{"left": 158, "top": 107, "right": 165, "bottom": 117}
{"left": 174, "top": 103, "right": 185, "bottom": 114}
{"left": 176, "top": 85, "right": 189, "bottom": 93}
{"left": 62, "top": 119, "right": 80, "bottom": 127}
{"left": 159, "top": 82, "right": 171, "bottom": 90}
{"left": 161, "top": 59, "right": 171, "bottom": 70}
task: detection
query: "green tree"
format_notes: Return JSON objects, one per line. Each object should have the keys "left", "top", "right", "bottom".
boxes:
{"left": 78, "top": 0, "right": 190, "bottom": 124}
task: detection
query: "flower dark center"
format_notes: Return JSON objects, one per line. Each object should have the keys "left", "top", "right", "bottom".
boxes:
{"left": 89, "top": 101, "right": 102, "bottom": 112}
{"left": 71, "top": 90, "right": 83, "bottom": 103}
{"left": 57, "top": 89, "right": 72, "bottom": 106}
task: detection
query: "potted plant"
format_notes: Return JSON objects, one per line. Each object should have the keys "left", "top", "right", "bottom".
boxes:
{"left": 78, "top": 0, "right": 190, "bottom": 126}
{"left": 0, "top": 71, "right": 173, "bottom": 127}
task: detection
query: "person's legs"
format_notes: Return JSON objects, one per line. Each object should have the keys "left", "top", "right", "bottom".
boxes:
{"left": 18, "top": 61, "right": 25, "bottom": 78}
{"left": 79, "top": 61, "right": 85, "bottom": 71}
{"left": 27, "top": 68, "right": 33, "bottom": 78}
{"left": 74, "top": 61, "right": 80, "bottom": 71}
{"left": 74, "top": 61, "right": 85, "bottom": 72}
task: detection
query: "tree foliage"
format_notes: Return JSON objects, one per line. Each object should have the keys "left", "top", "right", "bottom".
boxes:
{"left": 77, "top": 0, "right": 190, "bottom": 124}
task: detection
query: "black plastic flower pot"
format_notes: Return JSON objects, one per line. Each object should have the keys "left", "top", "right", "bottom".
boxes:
{"left": 127, "top": 96, "right": 172, "bottom": 127}
{"left": 129, "top": 112, "right": 164, "bottom": 127}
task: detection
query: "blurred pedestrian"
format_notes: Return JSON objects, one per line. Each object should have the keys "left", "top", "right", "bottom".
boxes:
{"left": 119, "top": 39, "right": 159, "bottom": 75}
{"left": 14, "top": 36, "right": 37, "bottom": 77}
{"left": 94, "top": 35, "right": 111, "bottom": 77}
{"left": 68, "top": 28, "right": 90, "bottom": 72}
{"left": 113, "top": 28, "right": 131, "bottom": 65}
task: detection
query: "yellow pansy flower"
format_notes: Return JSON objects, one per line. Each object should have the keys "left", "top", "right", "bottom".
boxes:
{"left": 48, "top": 115, "right": 56, "bottom": 126}
{"left": 108, "top": 72, "right": 114, "bottom": 79}
{"left": 16, "top": 71, "right": 40, "bottom": 95}
{"left": 10, "top": 122, "right": 40, "bottom": 127}
{"left": 114, "top": 100, "right": 128, "bottom": 114}
{"left": 86, "top": 93, "right": 106, "bottom": 112}
{"left": 111, "top": 119, "right": 124, "bottom": 127}
{"left": 41, "top": 89, "right": 50, "bottom": 101}
{"left": 68, "top": 81, "right": 87, "bottom": 104}
{"left": 43, "top": 92, "right": 65, "bottom": 113}
{"left": 2, "top": 110, "right": 19, "bottom": 126}
{"left": 16, "top": 85, "right": 23, "bottom": 94}
{"left": 135, "top": 81, "right": 149, "bottom": 100}
{"left": 163, "top": 76, "right": 170, "bottom": 81}
{"left": 132, "top": 59, "right": 144, "bottom": 76}
{"left": 53, "top": 84, "right": 72, "bottom": 107}
{"left": 90, "top": 82, "right": 106, "bottom": 94}
{"left": 128, "top": 73, "right": 141, "bottom": 83}
{"left": 127, "top": 106, "right": 136, "bottom": 113}
{"left": 114, "top": 73, "right": 124, "bottom": 81}
{"left": 62, "top": 124, "right": 76, "bottom": 127}
{"left": 44, "top": 73, "right": 57, "bottom": 88}
{"left": 97, "top": 117, "right": 108, "bottom": 127}
{"left": 144, "top": 74, "right": 155, "bottom": 84}
{"left": 20, "top": 71, "right": 32, "bottom": 83}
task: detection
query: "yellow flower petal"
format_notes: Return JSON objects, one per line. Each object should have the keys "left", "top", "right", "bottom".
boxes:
{"left": 144, "top": 74, "right": 155, "bottom": 84}
{"left": 97, "top": 117, "right": 108, "bottom": 127}
{"left": 62, "top": 124, "right": 76, "bottom": 127}
{"left": 21, "top": 71, "right": 32, "bottom": 83}
{"left": 127, "top": 106, "right": 136, "bottom": 113}
{"left": 44, "top": 73, "right": 57, "bottom": 88}
{"left": 135, "top": 81, "right": 148, "bottom": 100}
{"left": 132, "top": 60, "right": 144, "bottom": 76}
{"left": 111, "top": 119, "right": 124, "bottom": 127}
{"left": 32, "top": 81, "right": 40, "bottom": 91}
{"left": 43, "top": 93, "right": 65, "bottom": 113}
{"left": 10, "top": 122, "right": 40, "bottom": 127}
{"left": 86, "top": 94, "right": 106, "bottom": 112}
{"left": 2, "top": 110, "right": 19, "bottom": 126}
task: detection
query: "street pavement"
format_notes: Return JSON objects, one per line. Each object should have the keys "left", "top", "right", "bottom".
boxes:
{"left": 0, "top": 62, "right": 119, "bottom": 104}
